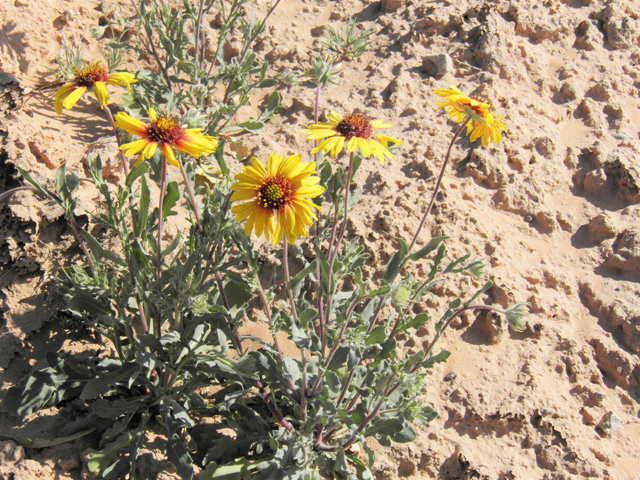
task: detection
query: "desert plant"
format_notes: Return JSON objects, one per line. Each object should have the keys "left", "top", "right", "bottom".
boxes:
{"left": 0, "top": 2, "right": 528, "bottom": 480}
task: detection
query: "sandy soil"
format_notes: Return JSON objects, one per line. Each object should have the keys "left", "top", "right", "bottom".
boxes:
{"left": 1, "top": 0, "right": 640, "bottom": 478}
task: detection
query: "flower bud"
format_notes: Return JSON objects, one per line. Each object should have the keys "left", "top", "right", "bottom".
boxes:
{"left": 502, "top": 302, "right": 530, "bottom": 332}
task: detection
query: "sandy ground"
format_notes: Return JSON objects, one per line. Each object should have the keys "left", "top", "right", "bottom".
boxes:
{"left": 1, "top": 0, "right": 640, "bottom": 478}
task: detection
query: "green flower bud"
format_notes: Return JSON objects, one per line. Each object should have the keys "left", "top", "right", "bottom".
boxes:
{"left": 306, "top": 54, "right": 341, "bottom": 87}
{"left": 190, "top": 84, "right": 208, "bottom": 100}
{"left": 467, "top": 258, "right": 487, "bottom": 279}
{"left": 234, "top": 356, "right": 257, "bottom": 378}
{"left": 181, "top": 109, "right": 207, "bottom": 129}
{"left": 190, "top": 294, "right": 211, "bottom": 316}
{"left": 502, "top": 302, "right": 530, "bottom": 332}
{"left": 392, "top": 283, "right": 411, "bottom": 308}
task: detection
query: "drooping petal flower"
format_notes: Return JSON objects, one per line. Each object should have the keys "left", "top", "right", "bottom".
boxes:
{"left": 301, "top": 112, "right": 403, "bottom": 165}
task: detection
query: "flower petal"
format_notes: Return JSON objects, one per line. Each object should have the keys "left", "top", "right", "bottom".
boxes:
{"left": 121, "top": 139, "right": 150, "bottom": 157}
{"left": 106, "top": 72, "right": 137, "bottom": 92}
{"left": 161, "top": 144, "right": 179, "bottom": 167}
{"left": 114, "top": 112, "right": 148, "bottom": 137}
{"left": 93, "top": 81, "right": 110, "bottom": 109}
{"left": 54, "top": 83, "right": 76, "bottom": 115}
{"left": 62, "top": 86, "right": 87, "bottom": 111}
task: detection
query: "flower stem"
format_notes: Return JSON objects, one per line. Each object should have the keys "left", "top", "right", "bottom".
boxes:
{"left": 408, "top": 120, "right": 468, "bottom": 253}
{"left": 328, "top": 151, "right": 354, "bottom": 268}
{"left": 284, "top": 237, "right": 307, "bottom": 418}
{"left": 323, "top": 151, "right": 355, "bottom": 343}
{"left": 177, "top": 156, "right": 202, "bottom": 231}
{"left": 104, "top": 106, "right": 150, "bottom": 334}
{"left": 312, "top": 82, "right": 325, "bottom": 341}
{"left": 103, "top": 105, "right": 130, "bottom": 177}
{"left": 221, "top": 0, "right": 282, "bottom": 104}
{"left": 129, "top": 0, "right": 173, "bottom": 92}
{"left": 282, "top": 237, "right": 299, "bottom": 324}
{"left": 216, "top": 272, "right": 244, "bottom": 356}
{"left": 194, "top": 0, "right": 206, "bottom": 71}
{"left": 156, "top": 156, "right": 168, "bottom": 333}
{"left": 69, "top": 218, "right": 95, "bottom": 271}
{"left": 309, "top": 293, "right": 371, "bottom": 398}
{"left": 254, "top": 270, "right": 300, "bottom": 402}
{"left": 256, "top": 379, "right": 295, "bottom": 432}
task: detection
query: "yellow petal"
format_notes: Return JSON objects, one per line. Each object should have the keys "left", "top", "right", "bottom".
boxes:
{"left": 266, "top": 152, "right": 280, "bottom": 177}
{"left": 121, "top": 139, "right": 149, "bottom": 157}
{"left": 142, "top": 141, "right": 158, "bottom": 159}
{"left": 114, "top": 112, "right": 148, "bottom": 137}
{"left": 62, "top": 86, "right": 87, "bottom": 111}
{"left": 54, "top": 83, "right": 76, "bottom": 115}
{"left": 106, "top": 72, "right": 137, "bottom": 92}
{"left": 161, "top": 144, "right": 179, "bottom": 167}
{"left": 93, "top": 81, "right": 110, "bottom": 109}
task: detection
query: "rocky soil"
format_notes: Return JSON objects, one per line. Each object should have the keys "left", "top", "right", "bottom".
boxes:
{"left": 1, "top": 0, "right": 640, "bottom": 478}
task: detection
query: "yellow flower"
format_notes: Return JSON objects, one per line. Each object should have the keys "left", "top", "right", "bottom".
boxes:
{"left": 230, "top": 153, "right": 325, "bottom": 246}
{"left": 301, "top": 112, "right": 403, "bottom": 165}
{"left": 434, "top": 85, "right": 506, "bottom": 147}
{"left": 54, "top": 61, "right": 136, "bottom": 114}
{"left": 113, "top": 108, "right": 218, "bottom": 167}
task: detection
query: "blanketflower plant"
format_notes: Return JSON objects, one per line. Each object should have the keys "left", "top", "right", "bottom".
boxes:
{"left": 2, "top": 0, "right": 535, "bottom": 473}
{"left": 54, "top": 61, "right": 136, "bottom": 114}
{"left": 434, "top": 85, "right": 506, "bottom": 147}
{"left": 114, "top": 108, "right": 218, "bottom": 167}
{"left": 230, "top": 153, "right": 324, "bottom": 245}
{"left": 301, "top": 111, "right": 403, "bottom": 165}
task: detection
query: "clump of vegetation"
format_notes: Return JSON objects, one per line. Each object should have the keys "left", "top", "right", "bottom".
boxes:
{"left": 1, "top": 1, "right": 527, "bottom": 479}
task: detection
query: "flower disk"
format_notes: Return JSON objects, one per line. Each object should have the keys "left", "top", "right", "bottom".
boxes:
{"left": 335, "top": 114, "right": 373, "bottom": 140}
{"left": 73, "top": 62, "right": 108, "bottom": 87}
{"left": 148, "top": 118, "right": 186, "bottom": 145}
{"left": 434, "top": 85, "right": 507, "bottom": 147}
{"left": 257, "top": 177, "right": 293, "bottom": 210}
{"left": 114, "top": 108, "right": 217, "bottom": 167}
{"left": 302, "top": 111, "right": 403, "bottom": 165}
{"left": 230, "top": 153, "right": 325, "bottom": 246}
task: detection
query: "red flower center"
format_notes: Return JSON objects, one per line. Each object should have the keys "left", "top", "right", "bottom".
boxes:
{"left": 335, "top": 114, "right": 372, "bottom": 140}
{"left": 148, "top": 118, "right": 186, "bottom": 144}
{"left": 74, "top": 62, "right": 108, "bottom": 87}
{"left": 468, "top": 96, "right": 490, "bottom": 116}
{"left": 257, "top": 176, "right": 293, "bottom": 211}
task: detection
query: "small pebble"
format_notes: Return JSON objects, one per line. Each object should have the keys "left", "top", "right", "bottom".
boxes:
{"left": 525, "top": 215, "right": 533, "bottom": 223}
{"left": 15, "top": 0, "right": 29, "bottom": 5}
{"left": 444, "top": 372, "right": 456, "bottom": 382}
{"left": 597, "top": 411, "right": 621, "bottom": 436}
{"left": 611, "top": 133, "right": 629, "bottom": 141}
{"left": 594, "top": 392, "right": 607, "bottom": 401}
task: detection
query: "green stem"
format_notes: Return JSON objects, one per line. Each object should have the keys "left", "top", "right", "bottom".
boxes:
{"left": 216, "top": 272, "right": 245, "bottom": 356}
{"left": 156, "top": 156, "right": 168, "bottom": 334}
{"left": 103, "top": 105, "right": 130, "bottom": 177}
{"left": 221, "top": 0, "right": 283, "bottom": 104}
{"left": 282, "top": 237, "right": 299, "bottom": 324}
{"left": 68, "top": 219, "right": 95, "bottom": 271}
{"left": 254, "top": 270, "right": 300, "bottom": 402}
{"left": 177, "top": 156, "right": 202, "bottom": 231}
